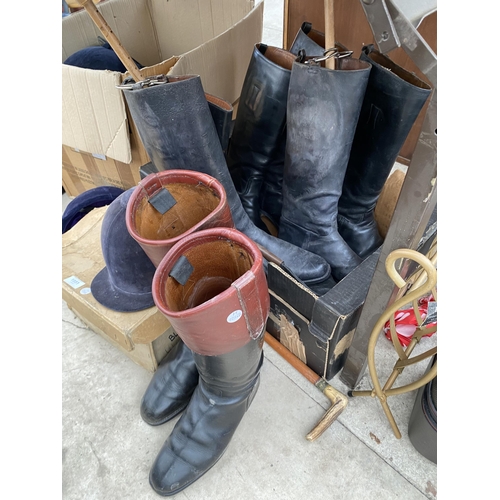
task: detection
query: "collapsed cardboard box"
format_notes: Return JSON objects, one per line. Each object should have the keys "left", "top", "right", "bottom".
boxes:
{"left": 62, "top": 206, "right": 178, "bottom": 372}
{"left": 62, "top": 0, "right": 264, "bottom": 197}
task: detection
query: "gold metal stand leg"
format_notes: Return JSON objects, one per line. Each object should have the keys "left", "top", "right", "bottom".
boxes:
{"left": 350, "top": 248, "right": 437, "bottom": 439}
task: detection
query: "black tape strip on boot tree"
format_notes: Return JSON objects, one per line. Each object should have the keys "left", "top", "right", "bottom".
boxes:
{"left": 148, "top": 188, "right": 177, "bottom": 215}
{"left": 169, "top": 255, "right": 194, "bottom": 286}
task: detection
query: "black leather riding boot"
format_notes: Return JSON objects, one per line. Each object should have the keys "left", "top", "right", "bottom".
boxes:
{"left": 206, "top": 93, "right": 233, "bottom": 154}
{"left": 278, "top": 57, "right": 372, "bottom": 282}
{"left": 138, "top": 93, "right": 233, "bottom": 179}
{"left": 120, "top": 75, "right": 331, "bottom": 285}
{"left": 140, "top": 340, "right": 198, "bottom": 425}
{"left": 227, "top": 44, "right": 295, "bottom": 232}
{"left": 337, "top": 45, "right": 432, "bottom": 258}
{"left": 150, "top": 227, "right": 269, "bottom": 496}
{"left": 289, "top": 21, "right": 347, "bottom": 57}
{"left": 150, "top": 339, "right": 264, "bottom": 496}
{"left": 260, "top": 139, "right": 285, "bottom": 232}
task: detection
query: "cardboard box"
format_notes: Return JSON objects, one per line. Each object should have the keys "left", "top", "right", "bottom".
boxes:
{"left": 266, "top": 249, "right": 381, "bottom": 380}
{"left": 62, "top": 205, "right": 178, "bottom": 372}
{"left": 62, "top": 118, "right": 148, "bottom": 197}
{"left": 62, "top": 0, "right": 264, "bottom": 196}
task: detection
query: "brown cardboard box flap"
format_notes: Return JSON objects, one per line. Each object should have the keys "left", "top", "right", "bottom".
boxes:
{"left": 61, "top": 0, "right": 160, "bottom": 67}
{"left": 61, "top": 0, "right": 260, "bottom": 163}
{"left": 169, "top": 2, "right": 264, "bottom": 105}
{"left": 150, "top": 0, "right": 254, "bottom": 60}
{"left": 62, "top": 65, "right": 131, "bottom": 164}
{"left": 374, "top": 168, "right": 406, "bottom": 238}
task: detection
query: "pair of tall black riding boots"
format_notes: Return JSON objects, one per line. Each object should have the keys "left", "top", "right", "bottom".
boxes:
{"left": 120, "top": 29, "right": 431, "bottom": 497}
{"left": 228, "top": 28, "right": 432, "bottom": 281}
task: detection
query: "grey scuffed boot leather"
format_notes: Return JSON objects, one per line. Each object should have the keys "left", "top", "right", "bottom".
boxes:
{"left": 120, "top": 75, "right": 332, "bottom": 285}
{"left": 278, "top": 57, "right": 372, "bottom": 281}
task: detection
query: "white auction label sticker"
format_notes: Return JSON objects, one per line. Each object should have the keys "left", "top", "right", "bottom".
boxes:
{"left": 64, "top": 276, "right": 85, "bottom": 289}
{"left": 227, "top": 310, "right": 243, "bottom": 323}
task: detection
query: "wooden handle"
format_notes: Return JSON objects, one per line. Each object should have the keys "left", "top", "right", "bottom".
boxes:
{"left": 306, "top": 386, "right": 347, "bottom": 441}
{"left": 265, "top": 332, "right": 319, "bottom": 385}
{"left": 324, "top": 0, "right": 335, "bottom": 69}
{"left": 78, "top": 0, "right": 143, "bottom": 82}
{"left": 265, "top": 332, "right": 348, "bottom": 441}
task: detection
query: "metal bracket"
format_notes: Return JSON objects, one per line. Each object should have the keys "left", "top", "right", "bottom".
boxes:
{"left": 359, "top": 0, "right": 400, "bottom": 53}
{"left": 360, "top": 0, "right": 437, "bottom": 87}
{"left": 341, "top": 1, "right": 437, "bottom": 389}
{"left": 385, "top": 0, "right": 437, "bottom": 87}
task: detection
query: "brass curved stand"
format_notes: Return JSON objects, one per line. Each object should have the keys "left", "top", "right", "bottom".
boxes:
{"left": 350, "top": 247, "right": 437, "bottom": 439}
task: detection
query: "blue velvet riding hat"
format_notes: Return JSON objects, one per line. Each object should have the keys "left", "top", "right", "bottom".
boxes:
{"left": 62, "top": 186, "right": 124, "bottom": 233}
{"left": 64, "top": 41, "right": 144, "bottom": 73}
{"left": 91, "top": 188, "right": 156, "bottom": 312}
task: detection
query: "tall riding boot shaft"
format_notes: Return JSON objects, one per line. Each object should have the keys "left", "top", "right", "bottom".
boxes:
{"left": 126, "top": 169, "right": 233, "bottom": 267}
{"left": 337, "top": 45, "right": 432, "bottom": 258}
{"left": 260, "top": 135, "right": 285, "bottom": 231}
{"left": 206, "top": 93, "right": 233, "bottom": 154}
{"left": 121, "top": 75, "right": 331, "bottom": 285}
{"left": 139, "top": 93, "right": 233, "bottom": 179}
{"left": 278, "top": 58, "right": 371, "bottom": 281}
{"left": 151, "top": 227, "right": 269, "bottom": 496}
{"left": 227, "top": 44, "right": 295, "bottom": 232}
{"left": 126, "top": 169, "right": 234, "bottom": 427}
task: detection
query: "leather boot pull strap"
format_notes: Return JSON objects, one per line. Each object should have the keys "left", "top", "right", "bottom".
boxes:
{"left": 147, "top": 187, "right": 177, "bottom": 215}
{"left": 169, "top": 255, "right": 194, "bottom": 286}
{"left": 362, "top": 44, "right": 375, "bottom": 56}
{"left": 233, "top": 271, "right": 268, "bottom": 341}
{"left": 295, "top": 49, "right": 307, "bottom": 63}
{"left": 301, "top": 21, "right": 312, "bottom": 34}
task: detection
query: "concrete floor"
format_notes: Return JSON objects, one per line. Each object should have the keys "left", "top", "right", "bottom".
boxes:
{"left": 62, "top": 294, "right": 437, "bottom": 500}
{"left": 62, "top": 1, "right": 438, "bottom": 498}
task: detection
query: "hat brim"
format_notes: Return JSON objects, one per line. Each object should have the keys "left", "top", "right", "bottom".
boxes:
{"left": 91, "top": 266, "right": 155, "bottom": 312}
